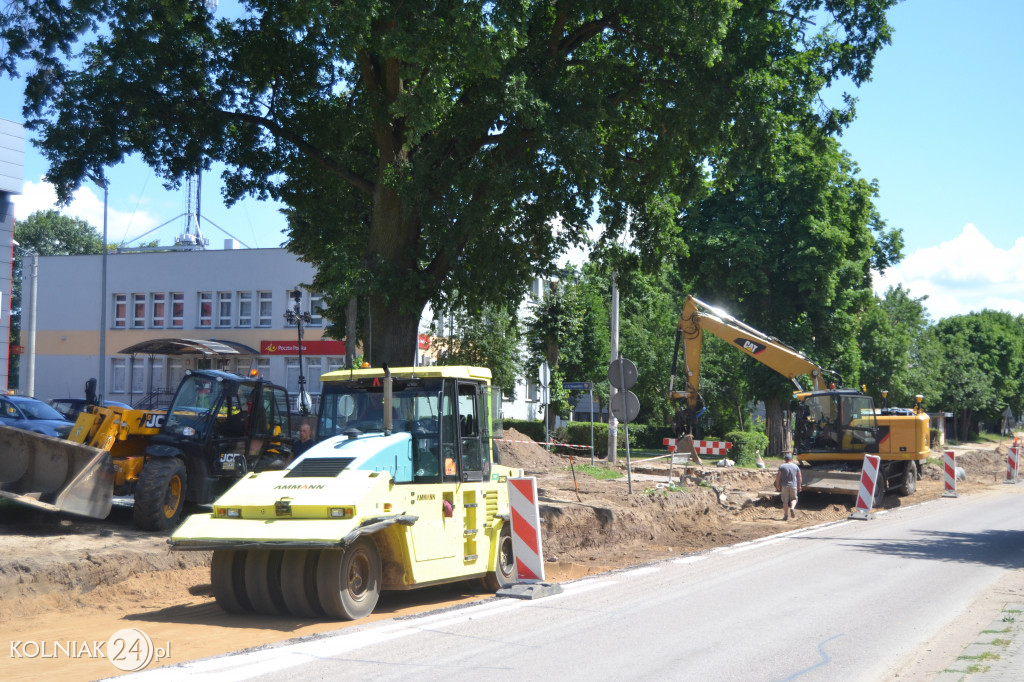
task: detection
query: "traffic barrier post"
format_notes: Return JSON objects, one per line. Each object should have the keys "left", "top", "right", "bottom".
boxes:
{"left": 849, "top": 453, "right": 881, "bottom": 520}
{"left": 498, "top": 477, "right": 563, "bottom": 600}
{"left": 1006, "top": 446, "right": 1020, "bottom": 484}
{"left": 942, "top": 450, "right": 958, "bottom": 498}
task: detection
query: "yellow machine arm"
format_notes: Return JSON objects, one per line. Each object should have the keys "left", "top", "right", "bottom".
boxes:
{"left": 669, "top": 295, "right": 829, "bottom": 410}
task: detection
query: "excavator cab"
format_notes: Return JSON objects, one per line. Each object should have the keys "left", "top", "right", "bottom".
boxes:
{"left": 794, "top": 390, "right": 878, "bottom": 455}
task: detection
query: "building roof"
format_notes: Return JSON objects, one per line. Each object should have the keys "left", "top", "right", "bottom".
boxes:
{"left": 117, "top": 338, "right": 260, "bottom": 356}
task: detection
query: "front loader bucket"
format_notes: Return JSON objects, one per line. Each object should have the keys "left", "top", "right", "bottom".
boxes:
{"left": 0, "top": 425, "right": 113, "bottom": 519}
{"left": 800, "top": 469, "right": 862, "bottom": 496}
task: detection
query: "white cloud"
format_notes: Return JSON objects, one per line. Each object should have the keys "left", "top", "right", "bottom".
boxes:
{"left": 11, "top": 177, "right": 161, "bottom": 244}
{"left": 874, "top": 223, "right": 1024, "bottom": 320}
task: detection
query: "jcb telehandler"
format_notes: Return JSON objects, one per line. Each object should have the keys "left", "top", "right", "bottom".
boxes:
{"left": 0, "top": 369, "right": 293, "bottom": 531}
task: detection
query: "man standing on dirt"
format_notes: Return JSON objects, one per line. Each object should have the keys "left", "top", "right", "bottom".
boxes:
{"left": 775, "top": 453, "right": 802, "bottom": 520}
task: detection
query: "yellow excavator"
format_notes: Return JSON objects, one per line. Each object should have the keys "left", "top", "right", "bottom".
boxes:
{"left": 669, "top": 295, "right": 930, "bottom": 503}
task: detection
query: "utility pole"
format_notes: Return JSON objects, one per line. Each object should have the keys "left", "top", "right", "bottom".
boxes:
{"left": 607, "top": 272, "right": 618, "bottom": 463}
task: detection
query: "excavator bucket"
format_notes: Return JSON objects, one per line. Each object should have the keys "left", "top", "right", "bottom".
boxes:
{"left": 800, "top": 469, "right": 862, "bottom": 496}
{"left": 0, "top": 425, "right": 114, "bottom": 519}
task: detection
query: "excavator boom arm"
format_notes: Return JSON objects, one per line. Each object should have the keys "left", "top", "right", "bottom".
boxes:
{"left": 670, "top": 296, "right": 826, "bottom": 409}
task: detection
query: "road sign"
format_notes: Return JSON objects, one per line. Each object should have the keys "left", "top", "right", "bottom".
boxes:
{"left": 608, "top": 358, "right": 637, "bottom": 390}
{"left": 563, "top": 381, "right": 593, "bottom": 391}
{"left": 539, "top": 361, "right": 550, "bottom": 388}
{"left": 610, "top": 390, "right": 639, "bottom": 422}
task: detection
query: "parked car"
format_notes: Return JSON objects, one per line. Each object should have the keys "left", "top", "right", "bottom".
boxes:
{"left": 47, "top": 397, "right": 133, "bottom": 423}
{"left": 0, "top": 395, "right": 74, "bottom": 438}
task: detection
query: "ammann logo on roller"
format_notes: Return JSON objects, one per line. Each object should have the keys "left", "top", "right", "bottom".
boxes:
{"left": 274, "top": 483, "right": 326, "bottom": 490}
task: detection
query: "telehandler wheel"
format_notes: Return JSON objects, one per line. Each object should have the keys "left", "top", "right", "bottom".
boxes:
{"left": 244, "top": 549, "right": 288, "bottom": 616}
{"left": 483, "top": 524, "right": 516, "bottom": 591}
{"left": 316, "top": 537, "right": 381, "bottom": 620}
{"left": 133, "top": 457, "right": 187, "bottom": 531}
{"left": 280, "top": 549, "right": 326, "bottom": 619}
{"left": 899, "top": 461, "right": 918, "bottom": 497}
{"left": 211, "top": 549, "right": 252, "bottom": 614}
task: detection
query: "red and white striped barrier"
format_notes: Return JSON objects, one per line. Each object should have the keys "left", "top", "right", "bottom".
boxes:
{"left": 850, "top": 454, "right": 881, "bottom": 520}
{"left": 1006, "top": 446, "right": 1020, "bottom": 484}
{"left": 943, "top": 450, "right": 958, "bottom": 497}
{"left": 508, "top": 477, "right": 546, "bottom": 582}
{"left": 663, "top": 438, "right": 677, "bottom": 453}
{"left": 693, "top": 440, "right": 732, "bottom": 457}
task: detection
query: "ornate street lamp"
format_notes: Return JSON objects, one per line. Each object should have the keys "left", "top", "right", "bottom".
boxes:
{"left": 283, "top": 288, "right": 313, "bottom": 416}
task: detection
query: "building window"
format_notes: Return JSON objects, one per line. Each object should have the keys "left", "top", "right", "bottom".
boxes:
{"left": 150, "top": 358, "right": 166, "bottom": 393}
{"left": 218, "top": 292, "right": 233, "bottom": 327}
{"left": 132, "top": 357, "right": 146, "bottom": 394}
{"left": 256, "top": 358, "right": 270, "bottom": 379}
{"left": 258, "top": 291, "right": 272, "bottom": 327}
{"left": 113, "top": 294, "right": 127, "bottom": 328}
{"left": 309, "top": 293, "right": 324, "bottom": 326}
{"left": 168, "top": 358, "right": 185, "bottom": 389}
{"left": 171, "top": 292, "right": 184, "bottom": 328}
{"left": 306, "top": 357, "right": 322, "bottom": 393}
{"left": 111, "top": 358, "right": 127, "bottom": 394}
{"left": 526, "top": 382, "right": 539, "bottom": 403}
{"left": 198, "top": 292, "right": 213, "bottom": 328}
{"left": 151, "top": 293, "right": 165, "bottom": 329}
{"left": 326, "top": 357, "right": 345, "bottom": 374}
{"left": 237, "top": 291, "right": 252, "bottom": 327}
{"left": 132, "top": 293, "right": 146, "bottom": 328}
{"left": 285, "top": 358, "right": 300, "bottom": 394}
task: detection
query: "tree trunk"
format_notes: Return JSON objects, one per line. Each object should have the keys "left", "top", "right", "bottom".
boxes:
{"left": 345, "top": 296, "right": 358, "bottom": 368}
{"left": 765, "top": 397, "right": 787, "bottom": 457}
{"left": 366, "top": 294, "right": 423, "bottom": 367}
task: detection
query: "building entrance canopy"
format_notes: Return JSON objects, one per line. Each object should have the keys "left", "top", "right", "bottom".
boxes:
{"left": 118, "top": 338, "right": 260, "bottom": 356}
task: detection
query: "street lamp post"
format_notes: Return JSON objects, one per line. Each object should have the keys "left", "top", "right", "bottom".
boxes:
{"left": 87, "top": 173, "right": 109, "bottom": 403}
{"left": 283, "top": 288, "right": 312, "bottom": 416}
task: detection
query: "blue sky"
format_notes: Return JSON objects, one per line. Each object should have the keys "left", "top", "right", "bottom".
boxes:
{"left": 2, "top": 0, "right": 1022, "bottom": 322}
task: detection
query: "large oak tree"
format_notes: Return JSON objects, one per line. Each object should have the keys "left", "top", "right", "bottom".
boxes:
{"left": 2, "top": 0, "right": 896, "bottom": 364}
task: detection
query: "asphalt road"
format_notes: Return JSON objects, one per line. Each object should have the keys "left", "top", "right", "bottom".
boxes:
{"left": 126, "top": 486, "right": 1024, "bottom": 682}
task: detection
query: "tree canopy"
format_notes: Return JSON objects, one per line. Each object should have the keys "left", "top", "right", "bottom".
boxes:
{"left": 8, "top": 209, "right": 105, "bottom": 387}
{"left": 2, "top": 0, "right": 897, "bottom": 365}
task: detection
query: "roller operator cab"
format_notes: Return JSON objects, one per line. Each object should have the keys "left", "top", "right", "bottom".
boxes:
{"left": 170, "top": 365, "right": 523, "bottom": 621}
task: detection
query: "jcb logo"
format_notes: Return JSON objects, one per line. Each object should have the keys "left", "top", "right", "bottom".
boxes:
{"left": 736, "top": 337, "right": 766, "bottom": 355}
{"left": 143, "top": 413, "right": 165, "bottom": 429}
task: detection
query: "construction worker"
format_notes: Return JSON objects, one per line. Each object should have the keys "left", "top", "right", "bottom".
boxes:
{"left": 775, "top": 453, "right": 803, "bottom": 521}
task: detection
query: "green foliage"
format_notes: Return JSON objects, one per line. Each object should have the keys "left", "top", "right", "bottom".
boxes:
{"left": 430, "top": 302, "right": 521, "bottom": 399}
{"left": 858, "top": 285, "right": 934, "bottom": 406}
{"left": 524, "top": 265, "right": 611, "bottom": 420}
{"left": 9, "top": 210, "right": 105, "bottom": 388}
{"left": 570, "top": 464, "right": 622, "bottom": 480}
{"left": 724, "top": 431, "right": 770, "bottom": 468}
{"left": 3, "top": 0, "right": 899, "bottom": 365}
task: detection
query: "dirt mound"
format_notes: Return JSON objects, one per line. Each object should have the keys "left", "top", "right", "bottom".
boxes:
{"left": 497, "top": 428, "right": 570, "bottom": 473}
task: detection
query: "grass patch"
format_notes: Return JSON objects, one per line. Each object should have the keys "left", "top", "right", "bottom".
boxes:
{"left": 964, "top": 663, "right": 991, "bottom": 674}
{"left": 957, "top": 651, "right": 1001, "bottom": 662}
{"left": 568, "top": 463, "right": 623, "bottom": 480}
{"left": 981, "top": 627, "right": 1012, "bottom": 634}
{"left": 643, "top": 484, "right": 686, "bottom": 496}
{"left": 990, "top": 638, "right": 1012, "bottom": 647}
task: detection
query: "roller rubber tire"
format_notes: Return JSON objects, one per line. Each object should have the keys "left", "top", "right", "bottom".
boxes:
{"left": 483, "top": 524, "right": 516, "bottom": 591}
{"left": 280, "top": 549, "right": 326, "bottom": 619}
{"left": 244, "top": 549, "right": 288, "bottom": 615}
{"left": 211, "top": 550, "right": 252, "bottom": 614}
{"left": 316, "top": 537, "right": 381, "bottom": 620}
{"left": 133, "top": 457, "right": 187, "bottom": 531}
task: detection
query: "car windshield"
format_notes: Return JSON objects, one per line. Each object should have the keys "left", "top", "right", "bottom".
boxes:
{"left": 318, "top": 378, "right": 441, "bottom": 440}
{"left": 162, "top": 374, "right": 226, "bottom": 438}
{"left": 18, "top": 400, "right": 67, "bottom": 421}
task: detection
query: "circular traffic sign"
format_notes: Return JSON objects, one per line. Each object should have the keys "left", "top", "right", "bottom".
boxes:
{"left": 608, "top": 358, "right": 638, "bottom": 390}
{"left": 610, "top": 390, "right": 640, "bottom": 422}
